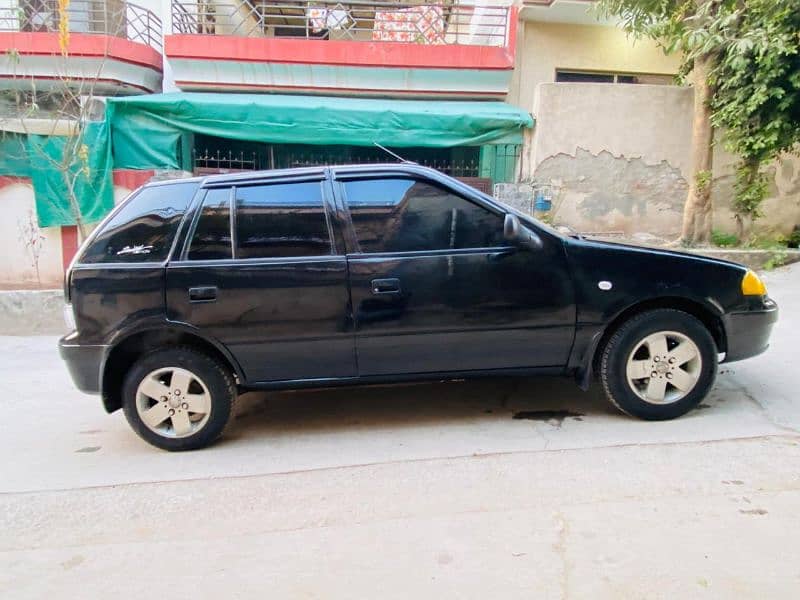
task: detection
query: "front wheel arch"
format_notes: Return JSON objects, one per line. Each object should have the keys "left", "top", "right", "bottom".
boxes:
{"left": 599, "top": 308, "right": 718, "bottom": 419}
{"left": 576, "top": 296, "right": 726, "bottom": 388}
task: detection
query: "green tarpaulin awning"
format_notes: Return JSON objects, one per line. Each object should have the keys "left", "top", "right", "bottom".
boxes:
{"left": 0, "top": 121, "right": 114, "bottom": 228}
{"left": 1, "top": 93, "right": 532, "bottom": 227}
{"left": 108, "top": 92, "right": 534, "bottom": 170}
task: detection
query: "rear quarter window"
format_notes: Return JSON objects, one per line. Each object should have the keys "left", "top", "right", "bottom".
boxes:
{"left": 79, "top": 182, "right": 198, "bottom": 264}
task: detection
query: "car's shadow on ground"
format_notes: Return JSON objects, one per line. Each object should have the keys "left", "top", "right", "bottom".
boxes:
{"left": 225, "top": 375, "right": 620, "bottom": 439}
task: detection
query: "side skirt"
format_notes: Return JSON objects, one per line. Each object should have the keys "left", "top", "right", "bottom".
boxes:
{"left": 242, "top": 366, "right": 568, "bottom": 392}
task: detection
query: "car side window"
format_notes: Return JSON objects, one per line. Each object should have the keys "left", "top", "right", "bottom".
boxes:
{"left": 188, "top": 188, "right": 232, "bottom": 260}
{"left": 79, "top": 182, "right": 197, "bottom": 264}
{"left": 235, "top": 181, "right": 332, "bottom": 259}
{"left": 343, "top": 178, "right": 505, "bottom": 253}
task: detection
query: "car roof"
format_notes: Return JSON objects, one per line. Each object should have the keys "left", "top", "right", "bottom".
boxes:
{"left": 142, "top": 176, "right": 205, "bottom": 187}
{"left": 135, "top": 163, "right": 515, "bottom": 223}
{"left": 142, "top": 163, "right": 441, "bottom": 189}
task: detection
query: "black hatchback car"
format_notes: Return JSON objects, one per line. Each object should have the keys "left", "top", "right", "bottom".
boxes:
{"left": 60, "top": 164, "right": 778, "bottom": 450}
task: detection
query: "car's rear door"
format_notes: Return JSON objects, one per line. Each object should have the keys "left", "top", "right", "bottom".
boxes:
{"left": 333, "top": 168, "right": 576, "bottom": 377}
{"left": 166, "top": 171, "right": 356, "bottom": 383}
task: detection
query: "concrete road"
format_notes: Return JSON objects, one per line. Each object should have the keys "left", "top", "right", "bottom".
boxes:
{"left": 1, "top": 263, "right": 798, "bottom": 598}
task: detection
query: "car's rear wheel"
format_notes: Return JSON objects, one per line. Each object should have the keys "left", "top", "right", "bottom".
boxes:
{"left": 122, "top": 347, "right": 236, "bottom": 451}
{"left": 600, "top": 309, "right": 717, "bottom": 420}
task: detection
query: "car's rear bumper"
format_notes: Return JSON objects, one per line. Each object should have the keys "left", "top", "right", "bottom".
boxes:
{"left": 722, "top": 297, "right": 778, "bottom": 363}
{"left": 59, "top": 335, "right": 106, "bottom": 394}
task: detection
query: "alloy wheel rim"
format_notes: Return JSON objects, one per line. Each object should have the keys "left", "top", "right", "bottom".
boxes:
{"left": 625, "top": 330, "right": 702, "bottom": 405}
{"left": 135, "top": 367, "right": 212, "bottom": 438}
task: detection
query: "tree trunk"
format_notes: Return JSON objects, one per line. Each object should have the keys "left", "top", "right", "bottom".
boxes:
{"left": 64, "top": 171, "right": 90, "bottom": 241}
{"left": 733, "top": 157, "right": 762, "bottom": 242}
{"left": 679, "top": 54, "right": 715, "bottom": 246}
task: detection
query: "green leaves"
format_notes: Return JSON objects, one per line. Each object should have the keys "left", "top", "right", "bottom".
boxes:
{"left": 711, "top": 0, "right": 800, "bottom": 177}
{"left": 733, "top": 161, "right": 769, "bottom": 219}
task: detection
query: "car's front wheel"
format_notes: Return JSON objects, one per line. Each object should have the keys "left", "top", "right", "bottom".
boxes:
{"left": 122, "top": 347, "right": 236, "bottom": 451}
{"left": 600, "top": 309, "right": 718, "bottom": 420}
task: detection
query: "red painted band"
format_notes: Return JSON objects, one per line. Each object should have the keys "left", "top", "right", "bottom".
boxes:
{"left": 113, "top": 169, "right": 155, "bottom": 190}
{"left": 61, "top": 225, "right": 79, "bottom": 271}
{"left": 0, "top": 32, "right": 163, "bottom": 72}
{"left": 165, "top": 33, "right": 515, "bottom": 71}
{"left": 0, "top": 176, "right": 31, "bottom": 190}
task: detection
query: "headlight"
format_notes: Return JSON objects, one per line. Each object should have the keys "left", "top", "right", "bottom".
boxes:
{"left": 63, "top": 303, "right": 76, "bottom": 331}
{"left": 741, "top": 270, "right": 767, "bottom": 296}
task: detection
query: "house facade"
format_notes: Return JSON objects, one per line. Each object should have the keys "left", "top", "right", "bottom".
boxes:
{"left": 514, "top": 0, "right": 799, "bottom": 239}
{"left": 0, "top": 0, "right": 165, "bottom": 287}
{"left": 1, "top": 0, "right": 798, "bottom": 288}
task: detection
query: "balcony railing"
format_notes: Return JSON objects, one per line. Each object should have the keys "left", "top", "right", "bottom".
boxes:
{"left": 192, "top": 145, "right": 481, "bottom": 177}
{"left": 0, "top": 0, "right": 163, "bottom": 51}
{"left": 172, "top": 0, "right": 510, "bottom": 46}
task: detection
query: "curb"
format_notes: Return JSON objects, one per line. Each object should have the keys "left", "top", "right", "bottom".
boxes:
{"left": 590, "top": 235, "right": 800, "bottom": 271}
{"left": 682, "top": 248, "right": 800, "bottom": 271}
{"left": 0, "top": 289, "right": 66, "bottom": 336}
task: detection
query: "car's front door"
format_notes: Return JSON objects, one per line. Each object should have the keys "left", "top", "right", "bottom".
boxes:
{"left": 335, "top": 172, "right": 576, "bottom": 377}
{"left": 166, "top": 173, "right": 356, "bottom": 383}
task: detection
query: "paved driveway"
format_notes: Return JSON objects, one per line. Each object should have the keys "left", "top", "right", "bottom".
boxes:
{"left": 1, "top": 263, "right": 798, "bottom": 598}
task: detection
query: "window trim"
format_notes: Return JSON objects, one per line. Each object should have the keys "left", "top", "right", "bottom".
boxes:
{"left": 74, "top": 181, "right": 201, "bottom": 268}
{"left": 181, "top": 187, "right": 235, "bottom": 262}
{"left": 338, "top": 175, "right": 510, "bottom": 256}
{"left": 332, "top": 165, "right": 512, "bottom": 216}
{"left": 181, "top": 178, "right": 337, "bottom": 263}
{"left": 554, "top": 68, "right": 675, "bottom": 85}
{"left": 230, "top": 186, "right": 239, "bottom": 259}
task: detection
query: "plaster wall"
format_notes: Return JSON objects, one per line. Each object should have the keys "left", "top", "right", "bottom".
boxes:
{"left": 527, "top": 82, "right": 800, "bottom": 237}
{"left": 0, "top": 182, "right": 64, "bottom": 288}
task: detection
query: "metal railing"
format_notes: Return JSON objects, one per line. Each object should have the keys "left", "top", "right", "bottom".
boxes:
{"left": 193, "top": 146, "right": 481, "bottom": 177}
{"left": 0, "top": 0, "right": 163, "bottom": 51}
{"left": 282, "top": 154, "right": 481, "bottom": 178}
{"left": 172, "top": 0, "right": 509, "bottom": 46}
{"left": 193, "top": 148, "right": 259, "bottom": 172}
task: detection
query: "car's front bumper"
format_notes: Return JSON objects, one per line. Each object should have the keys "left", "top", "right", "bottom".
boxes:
{"left": 722, "top": 297, "right": 778, "bottom": 363}
{"left": 59, "top": 334, "right": 106, "bottom": 394}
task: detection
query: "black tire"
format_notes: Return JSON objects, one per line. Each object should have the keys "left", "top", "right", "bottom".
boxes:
{"left": 122, "top": 346, "right": 236, "bottom": 451}
{"left": 600, "top": 309, "right": 717, "bottom": 420}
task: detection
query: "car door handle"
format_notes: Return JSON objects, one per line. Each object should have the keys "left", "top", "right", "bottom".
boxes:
{"left": 371, "top": 278, "right": 401, "bottom": 296}
{"left": 489, "top": 248, "right": 517, "bottom": 262}
{"left": 188, "top": 286, "right": 218, "bottom": 303}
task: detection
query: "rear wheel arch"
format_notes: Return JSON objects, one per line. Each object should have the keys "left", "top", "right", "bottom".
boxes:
{"left": 101, "top": 327, "right": 242, "bottom": 413}
{"left": 590, "top": 297, "right": 726, "bottom": 376}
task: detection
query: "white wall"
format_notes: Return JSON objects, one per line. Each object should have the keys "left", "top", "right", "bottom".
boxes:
{"left": 136, "top": 0, "right": 178, "bottom": 91}
{"left": 0, "top": 182, "right": 64, "bottom": 288}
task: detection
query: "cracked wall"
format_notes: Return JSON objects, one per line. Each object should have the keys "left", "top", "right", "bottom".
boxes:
{"left": 536, "top": 148, "right": 688, "bottom": 235}
{"left": 527, "top": 83, "right": 800, "bottom": 237}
